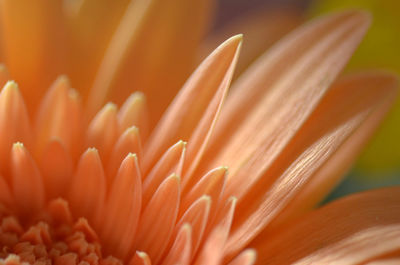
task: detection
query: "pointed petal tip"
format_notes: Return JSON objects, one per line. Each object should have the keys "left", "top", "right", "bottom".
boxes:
{"left": 12, "top": 142, "right": 25, "bottom": 149}
{"left": 3, "top": 80, "right": 19, "bottom": 91}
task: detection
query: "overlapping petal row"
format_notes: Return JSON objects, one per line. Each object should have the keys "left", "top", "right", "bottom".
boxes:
{"left": 0, "top": 0, "right": 398, "bottom": 264}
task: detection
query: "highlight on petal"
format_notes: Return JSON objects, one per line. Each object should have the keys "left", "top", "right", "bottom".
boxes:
{"left": 144, "top": 34, "right": 242, "bottom": 176}
{"left": 254, "top": 187, "right": 400, "bottom": 264}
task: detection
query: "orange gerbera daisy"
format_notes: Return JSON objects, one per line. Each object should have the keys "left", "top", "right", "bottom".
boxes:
{"left": 0, "top": 1, "right": 397, "bottom": 265}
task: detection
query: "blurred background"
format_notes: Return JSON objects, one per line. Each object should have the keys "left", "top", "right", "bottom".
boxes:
{"left": 211, "top": 0, "right": 400, "bottom": 202}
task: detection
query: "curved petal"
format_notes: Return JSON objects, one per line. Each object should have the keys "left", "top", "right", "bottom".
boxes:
{"left": 224, "top": 72, "right": 398, "bottom": 259}
{"left": 253, "top": 187, "right": 400, "bottom": 265}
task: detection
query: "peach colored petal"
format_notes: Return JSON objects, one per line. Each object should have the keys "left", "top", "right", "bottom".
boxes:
{"left": 135, "top": 175, "right": 180, "bottom": 263}
{"left": 175, "top": 195, "right": 211, "bottom": 257}
{"left": 270, "top": 72, "right": 398, "bottom": 226}
{"left": 35, "top": 76, "right": 74, "bottom": 156}
{"left": 64, "top": 0, "right": 130, "bottom": 101}
{"left": 130, "top": 251, "right": 151, "bottom": 265}
{"left": 144, "top": 35, "right": 242, "bottom": 174}
{"left": 0, "top": 82, "right": 32, "bottom": 174}
{"left": 40, "top": 140, "right": 73, "bottom": 199}
{"left": 227, "top": 249, "right": 257, "bottom": 265}
{"left": 11, "top": 143, "right": 44, "bottom": 215}
{"left": 86, "top": 103, "right": 119, "bottom": 163}
{"left": 366, "top": 258, "right": 400, "bottom": 265}
{"left": 254, "top": 187, "right": 400, "bottom": 264}
{"left": 200, "top": 8, "right": 302, "bottom": 76}
{"left": 68, "top": 148, "right": 106, "bottom": 227}
{"left": 101, "top": 154, "right": 141, "bottom": 260}
{"left": 162, "top": 224, "right": 192, "bottom": 265}
{"left": 118, "top": 92, "right": 149, "bottom": 139}
{"left": 181, "top": 166, "right": 227, "bottom": 219}
{"left": 87, "top": 0, "right": 213, "bottom": 125}
{"left": 142, "top": 141, "right": 185, "bottom": 207}
{"left": 0, "top": 0, "right": 65, "bottom": 112}
{"left": 198, "top": 11, "right": 371, "bottom": 184}
{"left": 107, "top": 127, "right": 142, "bottom": 183}
{"left": 224, "top": 71, "right": 397, "bottom": 260}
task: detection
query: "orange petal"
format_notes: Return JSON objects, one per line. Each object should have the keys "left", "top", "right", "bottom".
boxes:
{"left": 0, "top": 82, "right": 32, "bottom": 174}
{"left": 143, "top": 35, "right": 242, "bottom": 173}
{"left": 64, "top": 0, "right": 130, "bottom": 101}
{"left": 270, "top": 72, "right": 399, "bottom": 226}
{"left": 163, "top": 224, "right": 192, "bottom": 265}
{"left": 227, "top": 249, "right": 257, "bottom": 265}
{"left": 68, "top": 148, "right": 106, "bottom": 227}
{"left": 142, "top": 141, "right": 185, "bottom": 207}
{"left": 86, "top": 103, "right": 119, "bottom": 163}
{"left": 118, "top": 92, "right": 149, "bottom": 140}
{"left": 101, "top": 154, "right": 142, "bottom": 260}
{"left": 181, "top": 166, "right": 227, "bottom": 218}
{"left": 135, "top": 175, "right": 180, "bottom": 264}
{"left": 0, "top": 0, "right": 65, "bottom": 112}
{"left": 35, "top": 76, "right": 77, "bottom": 156}
{"left": 198, "top": 11, "right": 371, "bottom": 185}
{"left": 11, "top": 143, "right": 44, "bottom": 215}
{"left": 87, "top": 0, "right": 214, "bottom": 125}
{"left": 40, "top": 140, "right": 73, "bottom": 199}
{"left": 224, "top": 71, "right": 397, "bottom": 260}
{"left": 129, "top": 251, "right": 151, "bottom": 265}
{"left": 176, "top": 195, "right": 211, "bottom": 257}
{"left": 200, "top": 8, "right": 302, "bottom": 76}
{"left": 107, "top": 127, "right": 142, "bottom": 184}
{"left": 254, "top": 187, "right": 400, "bottom": 264}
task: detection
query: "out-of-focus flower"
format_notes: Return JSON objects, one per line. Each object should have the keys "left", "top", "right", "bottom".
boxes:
{"left": 0, "top": 1, "right": 398, "bottom": 265}
{"left": 310, "top": 0, "right": 400, "bottom": 175}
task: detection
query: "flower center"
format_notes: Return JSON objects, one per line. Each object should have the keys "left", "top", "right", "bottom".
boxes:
{"left": 0, "top": 200, "right": 122, "bottom": 265}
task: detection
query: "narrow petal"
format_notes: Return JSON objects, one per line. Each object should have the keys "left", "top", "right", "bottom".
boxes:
{"left": 87, "top": 0, "right": 214, "bottom": 125}
{"left": 135, "top": 175, "right": 180, "bottom": 264}
{"left": 176, "top": 195, "right": 211, "bottom": 257}
{"left": 35, "top": 76, "right": 79, "bottom": 156}
{"left": 64, "top": 0, "right": 130, "bottom": 100}
{"left": 224, "top": 72, "right": 398, "bottom": 259}
{"left": 101, "top": 154, "right": 142, "bottom": 260}
{"left": 254, "top": 187, "right": 400, "bottom": 264}
{"left": 118, "top": 92, "right": 149, "bottom": 139}
{"left": 181, "top": 166, "right": 227, "bottom": 218}
{"left": 86, "top": 103, "right": 119, "bottom": 163}
{"left": 163, "top": 224, "right": 192, "bottom": 265}
{"left": 197, "top": 11, "right": 371, "bottom": 186}
{"left": 143, "top": 35, "right": 242, "bottom": 173}
{"left": 228, "top": 249, "right": 257, "bottom": 265}
{"left": 142, "top": 141, "right": 185, "bottom": 207}
{"left": 0, "top": 82, "right": 32, "bottom": 174}
{"left": 11, "top": 143, "right": 44, "bottom": 215}
{"left": 107, "top": 127, "right": 142, "bottom": 183}
{"left": 40, "top": 140, "right": 73, "bottom": 199}
{"left": 0, "top": 0, "right": 65, "bottom": 111}
{"left": 68, "top": 148, "right": 106, "bottom": 227}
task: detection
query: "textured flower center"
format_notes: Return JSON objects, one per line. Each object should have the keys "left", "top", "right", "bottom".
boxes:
{"left": 0, "top": 201, "right": 122, "bottom": 265}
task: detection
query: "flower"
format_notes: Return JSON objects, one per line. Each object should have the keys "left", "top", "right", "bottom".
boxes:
{"left": 0, "top": 1, "right": 397, "bottom": 265}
